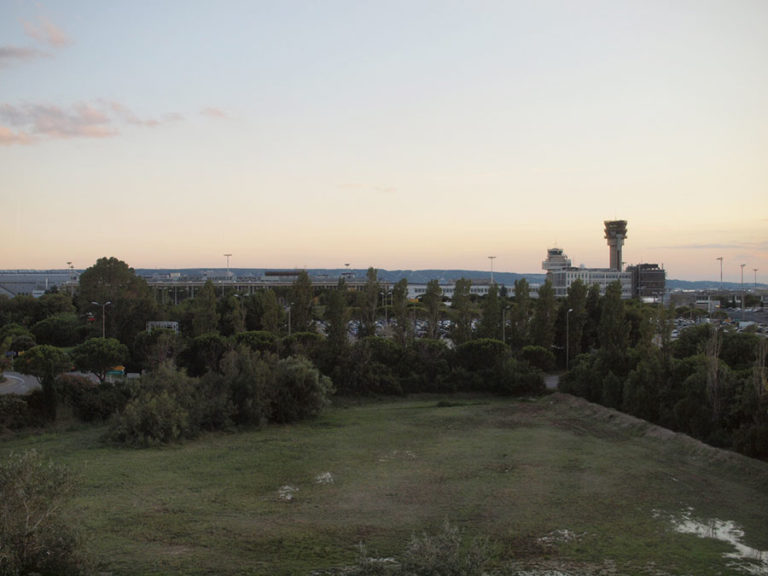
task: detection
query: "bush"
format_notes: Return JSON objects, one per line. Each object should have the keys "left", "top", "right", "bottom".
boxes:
{"left": 520, "top": 345, "right": 556, "bottom": 372}
{"left": 108, "top": 363, "right": 199, "bottom": 446}
{"left": 109, "top": 390, "right": 194, "bottom": 447}
{"left": 400, "top": 521, "right": 489, "bottom": 576}
{"left": 350, "top": 521, "right": 489, "bottom": 576}
{"left": 57, "top": 374, "right": 133, "bottom": 422}
{"left": 0, "top": 450, "right": 86, "bottom": 576}
{"left": 269, "top": 356, "right": 334, "bottom": 423}
{"left": 493, "top": 356, "right": 544, "bottom": 396}
{"left": 0, "top": 395, "right": 38, "bottom": 431}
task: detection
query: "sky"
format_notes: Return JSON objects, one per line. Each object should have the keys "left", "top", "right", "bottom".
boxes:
{"left": 1, "top": 0, "right": 766, "bottom": 282}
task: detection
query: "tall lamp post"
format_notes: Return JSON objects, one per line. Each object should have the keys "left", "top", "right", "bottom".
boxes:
{"left": 566, "top": 308, "right": 573, "bottom": 370}
{"left": 91, "top": 301, "right": 111, "bottom": 339}
{"left": 740, "top": 264, "right": 746, "bottom": 323}
{"left": 716, "top": 257, "right": 723, "bottom": 291}
{"left": 488, "top": 256, "right": 496, "bottom": 285}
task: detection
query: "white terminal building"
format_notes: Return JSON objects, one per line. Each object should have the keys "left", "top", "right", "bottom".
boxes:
{"left": 543, "top": 221, "right": 664, "bottom": 300}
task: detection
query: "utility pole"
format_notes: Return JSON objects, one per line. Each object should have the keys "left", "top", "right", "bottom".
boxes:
{"left": 716, "top": 257, "right": 723, "bottom": 291}
{"left": 488, "top": 256, "right": 496, "bottom": 285}
{"left": 741, "top": 263, "right": 746, "bottom": 322}
{"left": 91, "top": 301, "right": 111, "bottom": 339}
{"left": 224, "top": 253, "right": 232, "bottom": 281}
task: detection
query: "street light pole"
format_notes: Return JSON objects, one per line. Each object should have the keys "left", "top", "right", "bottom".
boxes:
{"left": 566, "top": 308, "right": 573, "bottom": 370}
{"left": 716, "top": 257, "right": 723, "bottom": 291}
{"left": 740, "top": 264, "right": 746, "bottom": 323}
{"left": 488, "top": 256, "right": 496, "bottom": 285}
{"left": 91, "top": 301, "right": 111, "bottom": 339}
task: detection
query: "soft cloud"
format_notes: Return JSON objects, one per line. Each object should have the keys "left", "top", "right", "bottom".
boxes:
{"left": 23, "top": 15, "right": 72, "bottom": 47}
{"left": 106, "top": 101, "right": 161, "bottom": 127}
{"left": 200, "top": 107, "right": 228, "bottom": 119}
{"left": 0, "top": 45, "right": 47, "bottom": 68}
{"left": 0, "top": 125, "right": 33, "bottom": 145}
{"left": 0, "top": 100, "right": 184, "bottom": 144}
{"left": 0, "top": 102, "right": 114, "bottom": 139}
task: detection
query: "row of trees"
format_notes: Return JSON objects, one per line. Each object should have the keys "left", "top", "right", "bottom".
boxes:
{"left": 561, "top": 284, "right": 768, "bottom": 459}
{"left": 2, "top": 257, "right": 766, "bottom": 458}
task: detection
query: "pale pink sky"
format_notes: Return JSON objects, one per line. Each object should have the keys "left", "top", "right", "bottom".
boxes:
{"left": 1, "top": 1, "right": 766, "bottom": 281}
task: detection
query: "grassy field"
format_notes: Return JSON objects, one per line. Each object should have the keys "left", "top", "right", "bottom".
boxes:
{"left": 2, "top": 393, "right": 768, "bottom": 575}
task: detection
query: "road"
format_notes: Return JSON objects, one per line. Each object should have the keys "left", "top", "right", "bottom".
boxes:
{"left": 0, "top": 371, "right": 42, "bottom": 395}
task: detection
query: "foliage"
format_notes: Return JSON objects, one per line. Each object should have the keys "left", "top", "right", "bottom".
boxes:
{"left": 478, "top": 283, "right": 501, "bottom": 341}
{"left": 233, "top": 330, "right": 278, "bottom": 354}
{"left": 30, "top": 313, "right": 81, "bottom": 347}
{"left": 391, "top": 278, "right": 410, "bottom": 347}
{"left": 0, "top": 324, "right": 36, "bottom": 354}
{"left": 268, "top": 356, "right": 334, "bottom": 423}
{"left": 399, "top": 521, "right": 489, "bottom": 576}
{"left": 132, "top": 328, "right": 181, "bottom": 372}
{"left": 289, "top": 270, "right": 314, "bottom": 334}
{"left": 13, "top": 345, "right": 71, "bottom": 421}
{"left": 531, "top": 278, "right": 557, "bottom": 349}
{"left": 57, "top": 374, "right": 133, "bottom": 423}
{"left": 108, "top": 363, "right": 198, "bottom": 447}
{"left": 242, "top": 289, "right": 280, "bottom": 333}
{"left": 0, "top": 395, "right": 41, "bottom": 431}
{"left": 179, "top": 332, "right": 231, "bottom": 377}
{"left": 449, "top": 278, "right": 474, "bottom": 345}
{"left": 218, "top": 292, "right": 245, "bottom": 336}
{"left": 281, "top": 332, "right": 324, "bottom": 362}
{"left": 192, "top": 280, "right": 220, "bottom": 337}
{"left": 71, "top": 338, "right": 128, "bottom": 383}
{"left": 77, "top": 256, "right": 157, "bottom": 344}
{"left": 493, "top": 355, "right": 545, "bottom": 396}
{"left": 0, "top": 450, "right": 86, "bottom": 576}
{"left": 453, "top": 338, "right": 507, "bottom": 374}
{"left": 521, "top": 344, "right": 556, "bottom": 372}
{"left": 402, "top": 339, "right": 453, "bottom": 393}
{"left": 351, "top": 521, "right": 490, "bottom": 576}
{"left": 357, "top": 268, "right": 380, "bottom": 338}
{"left": 422, "top": 280, "right": 442, "bottom": 340}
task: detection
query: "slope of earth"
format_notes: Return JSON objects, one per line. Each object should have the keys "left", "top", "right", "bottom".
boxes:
{"left": 2, "top": 393, "right": 767, "bottom": 575}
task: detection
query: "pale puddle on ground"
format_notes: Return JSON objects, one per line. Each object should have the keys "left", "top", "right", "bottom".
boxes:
{"left": 658, "top": 508, "right": 768, "bottom": 575}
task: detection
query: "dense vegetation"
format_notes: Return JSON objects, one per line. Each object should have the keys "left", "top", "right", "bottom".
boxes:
{"left": 0, "top": 258, "right": 766, "bottom": 575}
{"left": 1, "top": 257, "right": 766, "bottom": 459}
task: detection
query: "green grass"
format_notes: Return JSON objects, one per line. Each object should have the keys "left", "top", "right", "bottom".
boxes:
{"left": 2, "top": 393, "right": 768, "bottom": 575}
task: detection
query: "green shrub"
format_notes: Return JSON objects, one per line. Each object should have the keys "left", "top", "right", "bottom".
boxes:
{"left": 109, "top": 390, "right": 194, "bottom": 447}
{"left": 520, "top": 345, "right": 556, "bottom": 372}
{"left": 400, "top": 521, "right": 489, "bottom": 576}
{"left": 108, "top": 363, "right": 199, "bottom": 446}
{"left": 269, "top": 356, "right": 334, "bottom": 423}
{"left": 0, "top": 395, "right": 37, "bottom": 431}
{"left": 57, "top": 374, "right": 133, "bottom": 422}
{"left": 0, "top": 450, "right": 87, "bottom": 576}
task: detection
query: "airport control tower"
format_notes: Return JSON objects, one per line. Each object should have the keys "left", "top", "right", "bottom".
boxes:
{"left": 604, "top": 220, "right": 628, "bottom": 271}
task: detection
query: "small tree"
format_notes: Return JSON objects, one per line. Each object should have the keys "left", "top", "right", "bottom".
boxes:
{"left": 0, "top": 450, "right": 86, "bottom": 575}
{"left": 422, "top": 280, "right": 443, "bottom": 340}
{"left": 71, "top": 338, "right": 128, "bottom": 383}
{"left": 14, "top": 345, "right": 71, "bottom": 421}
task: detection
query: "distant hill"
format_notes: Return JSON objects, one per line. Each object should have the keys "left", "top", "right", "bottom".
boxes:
{"left": 1, "top": 268, "right": 763, "bottom": 293}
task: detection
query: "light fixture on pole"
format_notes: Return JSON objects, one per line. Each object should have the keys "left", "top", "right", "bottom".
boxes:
{"left": 566, "top": 308, "right": 573, "bottom": 370}
{"left": 740, "top": 263, "right": 746, "bottom": 322}
{"left": 716, "top": 257, "right": 723, "bottom": 291}
{"left": 91, "top": 301, "right": 111, "bottom": 339}
{"left": 755, "top": 268, "right": 759, "bottom": 289}
{"left": 488, "top": 256, "right": 496, "bottom": 285}
{"left": 224, "top": 253, "right": 232, "bottom": 281}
